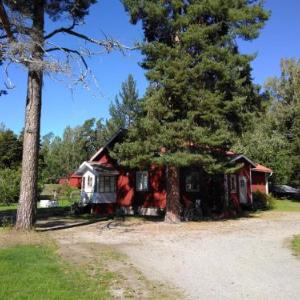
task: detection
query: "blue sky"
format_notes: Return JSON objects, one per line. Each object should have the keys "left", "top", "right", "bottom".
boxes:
{"left": 1, "top": 0, "right": 300, "bottom": 136}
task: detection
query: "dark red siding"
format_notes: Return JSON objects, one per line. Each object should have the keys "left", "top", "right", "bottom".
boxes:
{"left": 228, "top": 161, "right": 252, "bottom": 209}
{"left": 117, "top": 166, "right": 166, "bottom": 210}
{"left": 68, "top": 176, "right": 82, "bottom": 188}
{"left": 251, "top": 171, "right": 267, "bottom": 193}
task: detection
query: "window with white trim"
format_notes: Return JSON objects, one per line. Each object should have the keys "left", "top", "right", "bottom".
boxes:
{"left": 136, "top": 171, "right": 149, "bottom": 191}
{"left": 185, "top": 171, "right": 200, "bottom": 192}
{"left": 230, "top": 174, "right": 237, "bottom": 193}
{"left": 98, "top": 176, "right": 116, "bottom": 193}
{"left": 87, "top": 176, "right": 93, "bottom": 187}
{"left": 82, "top": 177, "right": 85, "bottom": 190}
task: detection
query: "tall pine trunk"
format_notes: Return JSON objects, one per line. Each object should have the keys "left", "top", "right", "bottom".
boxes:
{"left": 16, "top": 0, "right": 44, "bottom": 230}
{"left": 165, "top": 166, "right": 182, "bottom": 223}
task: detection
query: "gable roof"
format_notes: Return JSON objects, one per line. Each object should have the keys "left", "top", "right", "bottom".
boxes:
{"left": 88, "top": 130, "right": 273, "bottom": 174}
{"left": 89, "top": 128, "right": 125, "bottom": 162}
{"left": 75, "top": 161, "right": 119, "bottom": 176}
{"left": 252, "top": 163, "right": 272, "bottom": 173}
{"left": 229, "top": 154, "right": 256, "bottom": 168}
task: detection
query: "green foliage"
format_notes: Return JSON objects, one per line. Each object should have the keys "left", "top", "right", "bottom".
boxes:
{"left": 0, "top": 244, "right": 111, "bottom": 300}
{"left": 40, "top": 183, "right": 78, "bottom": 201}
{"left": 39, "top": 76, "right": 142, "bottom": 183}
{"left": 109, "top": 74, "right": 141, "bottom": 128}
{"left": 116, "top": 0, "right": 269, "bottom": 171}
{"left": 105, "top": 74, "right": 141, "bottom": 138}
{"left": 272, "top": 199, "right": 300, "bottom": 212}
{"left": 4, "top": 0, "right": 97, "bottom": 22}
{"left": 252, "top": 191, "right": 275, "bottom": 210}
{"left": 40, "top": 118, "right": 105, "bottom": 183}
{"left": 234, "top": 58, "right": 300, "bottom": 187}
{"left": 0, "top": 168, "right": 21, "bottom": 205}
{"left": 0, "top": 125, "right": 22, "bottom": 169}
{"left": 233, "top": 119, "right": 293, "bottom": 184}
{"left": 291, "top": 235, "right": 300, "bottom": 257}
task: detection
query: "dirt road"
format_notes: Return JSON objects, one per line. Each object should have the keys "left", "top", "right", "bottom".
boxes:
{"left": 51, "top": 212, "right": 300, "bottom": 299}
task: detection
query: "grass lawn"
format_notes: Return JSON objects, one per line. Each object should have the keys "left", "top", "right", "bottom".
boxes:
{"left": 291, "top": 235, "right": 300, "bottom": 257}
{"left": 0, "top": 199, "right": 71, "bottom": 213}
{"left": 0, "top": 244, "right": 112, "bottom": 300}
{"left": 0, "top": 203, "right": 17, "bottom": 212}
{"left": 272, "top": 199, "right": 300, "bottom": 212}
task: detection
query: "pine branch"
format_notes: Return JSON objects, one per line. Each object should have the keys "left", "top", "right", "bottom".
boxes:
{"left": 0, "top": 0, "right": 14, "bottom": 41}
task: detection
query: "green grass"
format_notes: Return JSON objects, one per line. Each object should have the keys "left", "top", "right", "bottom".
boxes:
{"left": 0, "top": 199, "right": 71, "bottom": 213}
{"left": 0, "top": 203, "right": 17, "bottom": 212}
{"left": 291, "top": 235, "right": 300, "bottom": 256}
{"left": 272, "top": 199, "right": 300, "bottom": 212}
{"left": 0, "top": 244, "right": 112, "bottom": 300}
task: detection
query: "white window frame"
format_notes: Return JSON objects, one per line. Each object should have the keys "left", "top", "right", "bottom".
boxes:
{"left": 82, "top": 177, "right": 85, "bottom": 190}
{"left": 185, "top": 171, "right": 200, "bottom": 192}
{"left": 136, "top": 171, "right": 149, "bottom": 192}
{"left": 87, "top": 175, "right": 93, "bottom": 187}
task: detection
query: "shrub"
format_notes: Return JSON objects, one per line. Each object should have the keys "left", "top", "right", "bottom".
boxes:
{"left": 253, "top": 191, "right": 275, "bottom": 210}
{"left": 40, "top": 183, "right": 78, "bottom": 201}
{"left": 0, "top": 168, "right": 21, "bottom": 205}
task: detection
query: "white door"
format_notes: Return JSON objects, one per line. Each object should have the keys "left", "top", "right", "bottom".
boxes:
{"left": 239, "top": 176, "right": 248, "bottom": 204}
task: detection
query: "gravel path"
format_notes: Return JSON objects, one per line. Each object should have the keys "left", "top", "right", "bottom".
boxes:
{"left": 53, "top": 212, "right": 300, "bottom": 300}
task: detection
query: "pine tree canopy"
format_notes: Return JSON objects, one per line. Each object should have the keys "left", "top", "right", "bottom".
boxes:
{"left": 3, "top": 0, "right": 96, "bottom": 21}
{"left": 114, "top": 0, "right": 269, "bottom": 171}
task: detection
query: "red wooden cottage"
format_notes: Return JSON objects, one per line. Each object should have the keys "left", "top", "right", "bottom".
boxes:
{"left": 58, "top": 173, "right": 82, "bottom": 188}
{"left": 75, "top": 129, "right": 272, "bottom": 216}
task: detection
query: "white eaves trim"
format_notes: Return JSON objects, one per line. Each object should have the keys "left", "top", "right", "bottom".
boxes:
{"left": 75, "top": 161, "right": 94, "bottom": 175}
{"left": 230, "top": 155, "right": 256, "bottom": 168}
{"left": 89, "top": 147, "right": 104, "bottom": 162}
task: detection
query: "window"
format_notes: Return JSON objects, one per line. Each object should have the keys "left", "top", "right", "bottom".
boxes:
{"left": 185, "top": 171, "right": 200, "bottom": 192}
{"left": 82, "top": 177, "right": 85, "bottom": 190}
{"left": 99, "top": 176, "right": 116, "bottom": 193}
{"left": 230, "top": 175, "right": 236, "bottom": 193}
{"left": 136, "top": 171, "right": 149, "bottom": 191}
{"left": 87, "top": 176, "right": 93, "bottom": 187}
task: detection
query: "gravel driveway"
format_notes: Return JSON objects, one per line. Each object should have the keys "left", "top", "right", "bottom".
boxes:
{"left": 53, "top": 212, "right": 300, "bottom": 300}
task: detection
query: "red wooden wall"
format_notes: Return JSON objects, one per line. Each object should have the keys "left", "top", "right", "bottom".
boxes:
{"left": 251, "top": 171, "right": 267, "bottom": 194}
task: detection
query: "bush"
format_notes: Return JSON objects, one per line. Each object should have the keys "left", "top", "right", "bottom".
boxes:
{"left": 0, "top": 168, "right": 21, "bottom": 205}
{"left": 253, "top": 191, "right": 275, "bottom": 210}
{"left": 40, "top": 183, "right": 79, "bottom": 203}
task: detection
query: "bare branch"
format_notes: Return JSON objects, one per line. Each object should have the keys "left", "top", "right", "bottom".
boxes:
{"left": 44, "top": 19, "right": 77, "bottom": 40}
{"left": 46, "top": 46, "right": 88, "bottom": 69}
{"left": 45, "top": 27, "right": 135, "bottom": 52}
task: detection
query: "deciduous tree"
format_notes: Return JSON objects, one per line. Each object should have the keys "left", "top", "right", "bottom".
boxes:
{"left": 236, "top": 58, "right": 300, "bottom": 187}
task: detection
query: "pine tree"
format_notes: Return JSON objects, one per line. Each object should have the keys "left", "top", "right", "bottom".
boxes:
{"left": 105, "top": 74, "right": 141, "bottom": 139}
{"left": 116, "top": 0, "right": 269, "bottom": 222}
{"left": 0, "top": 0, "right": 127, "bottom": 229}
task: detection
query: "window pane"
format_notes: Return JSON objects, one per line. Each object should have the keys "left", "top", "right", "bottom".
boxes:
{"left": 186, "top": 171, "right": 200, "bottom": 192}
{"left": 104, "top": 177, "right": 110, "bottom": 192}
{"left": 110, "top": 177, "right": 116, "bottom": 192}
{"left": 99, "top": 177, "right": 104, "bottom": 192}
{"left": 98, "top": 176, "right": 116, "bottom": 193}
{"left": 136, "top": 171, "right": 148, "bottom": 191}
